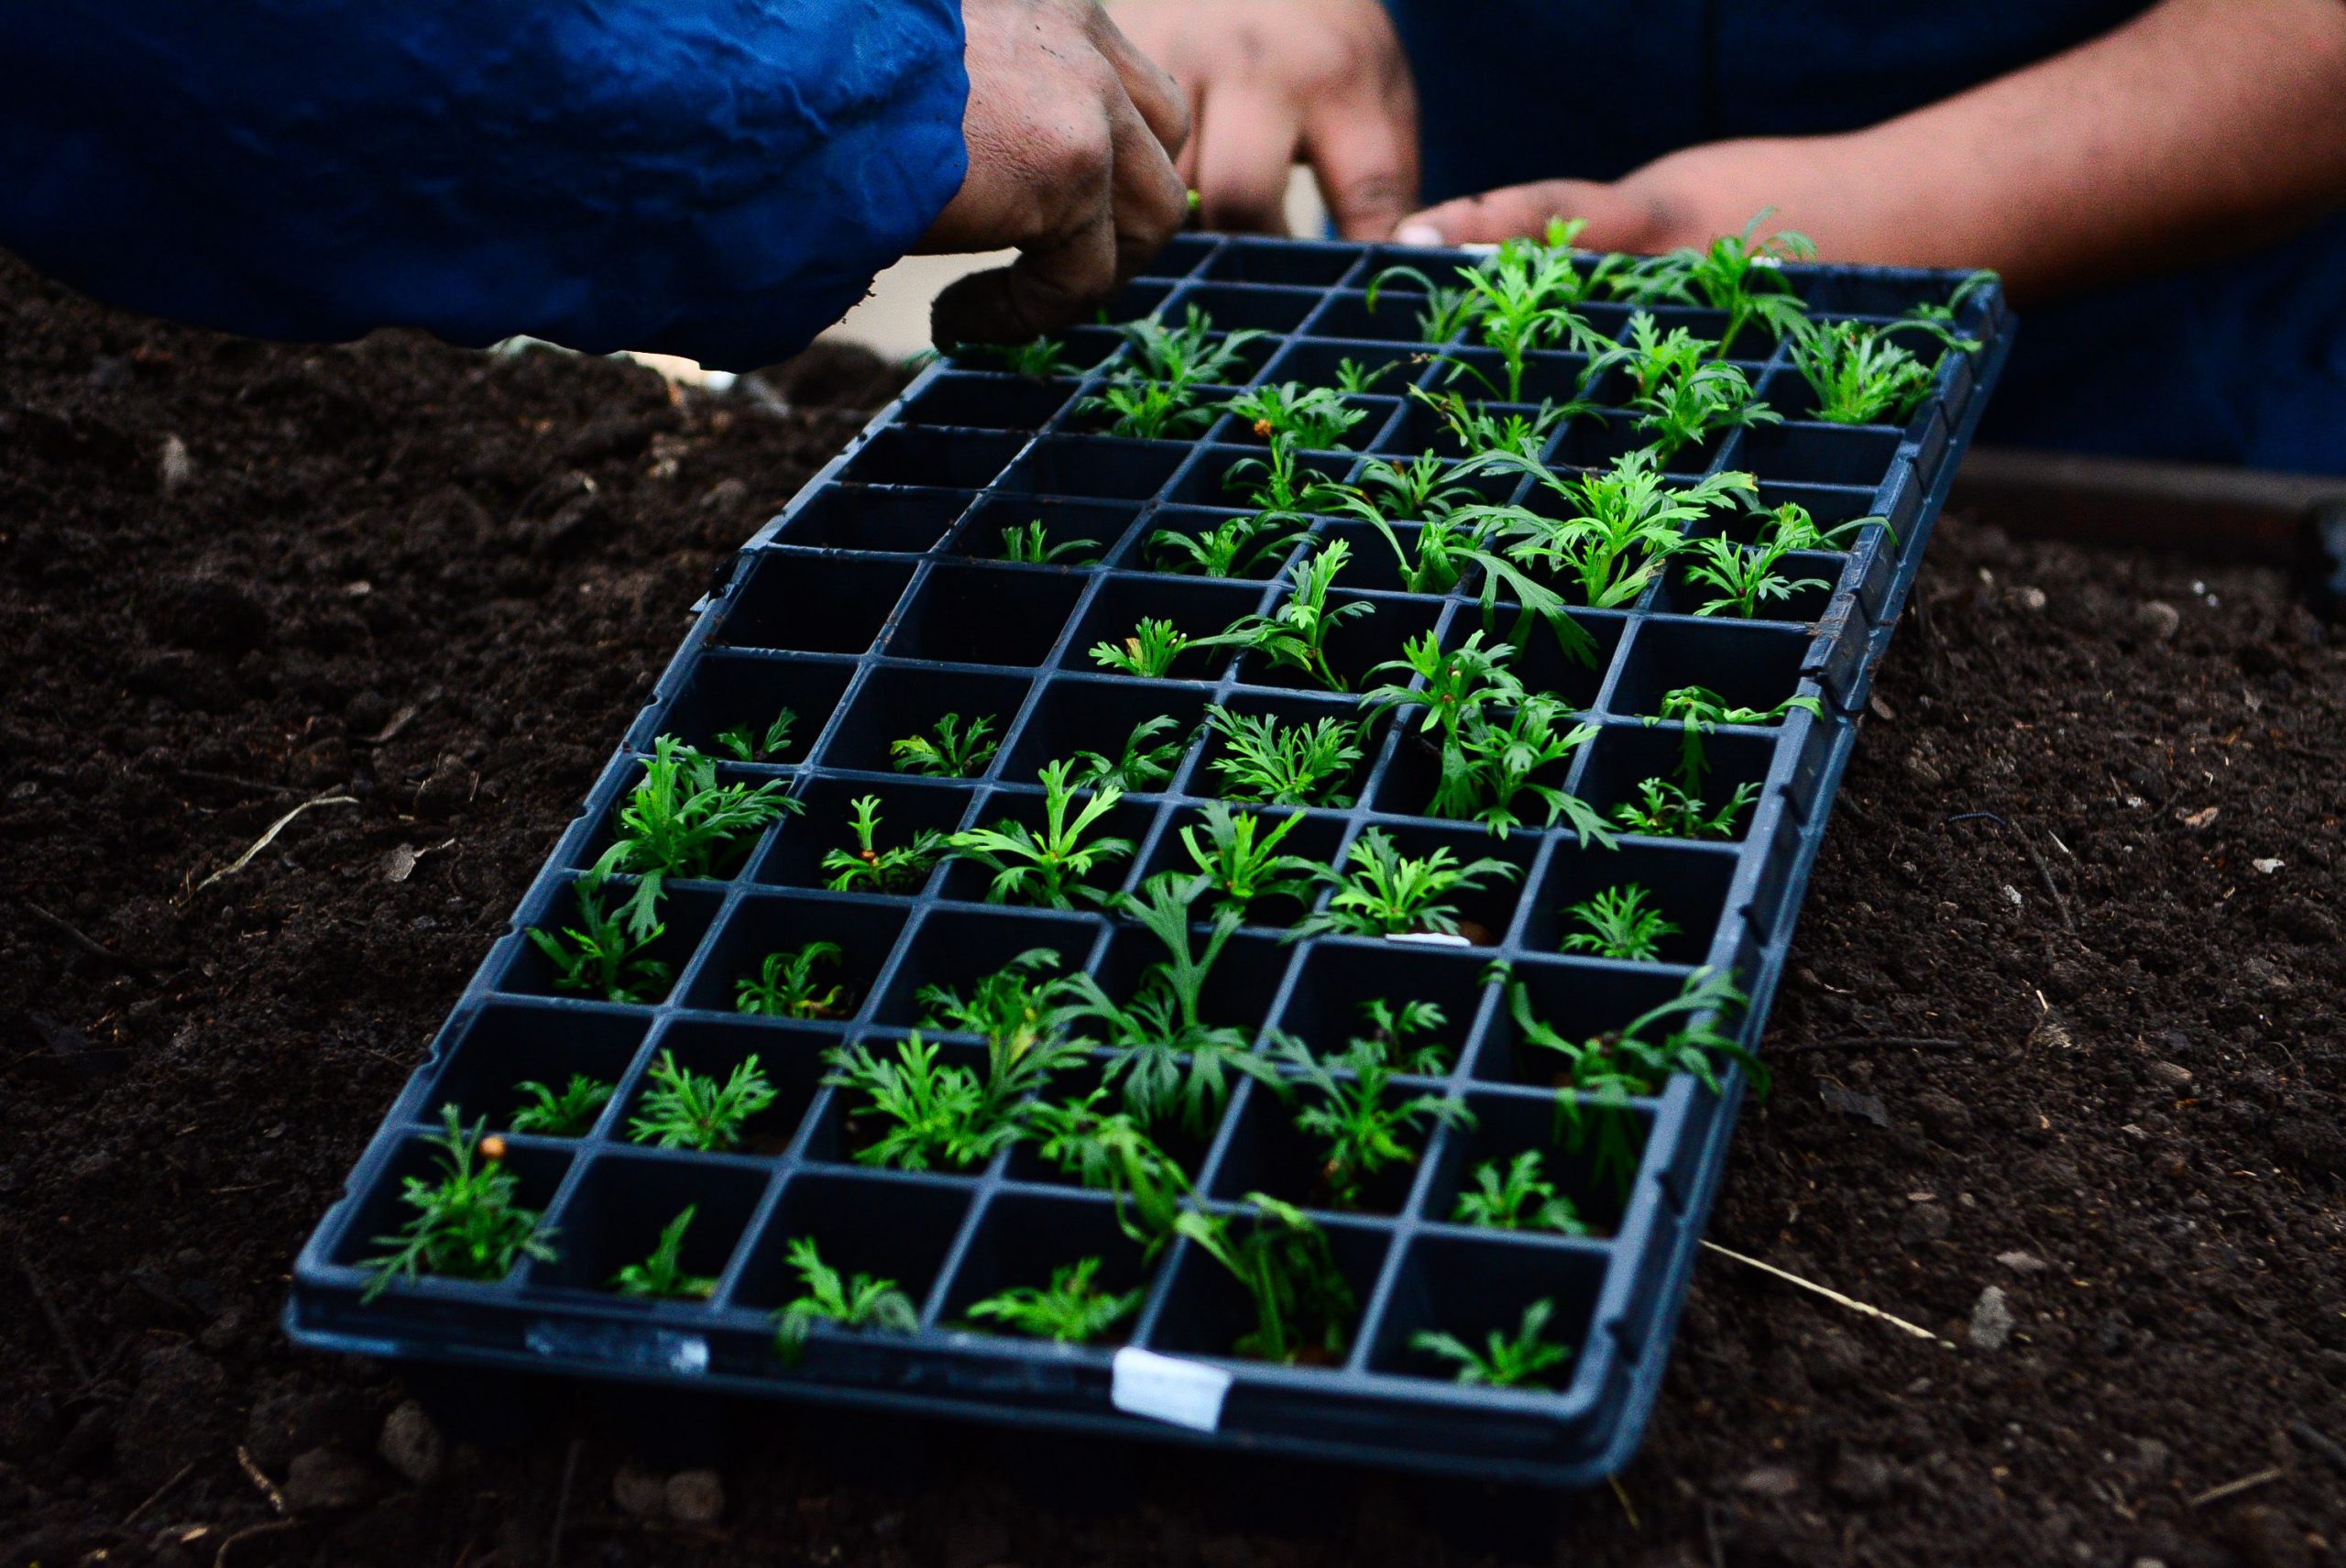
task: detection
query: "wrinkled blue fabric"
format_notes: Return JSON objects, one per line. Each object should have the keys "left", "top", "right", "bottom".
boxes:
{"left": 1385, "top": 0, "right": 2346, "bottom": 474}
{"left": 0, "top": 2, "right": 969, "bottom": 368}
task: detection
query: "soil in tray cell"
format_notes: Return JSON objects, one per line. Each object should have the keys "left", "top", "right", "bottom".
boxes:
{"left": 751, "top": 776, "right": 973, "bottom": 898}
{"left": 678, "top": 893, "right": 909, "bottom": 1021}
{"left": 498, "top": 880, "right": 722, "bottom": 1010}
{"left": 995, "top": 675, "right": 1210, "bottom": 793}
{"left": 866, "top": 905, "right": 1108, "bottom": 1030}
{"left": 1147, "top": 1207, "right": 1390, "bottom": 1365}
{"left": 1737, "top": 422, "right": 1903, "bottom": 489}
{"left": 953, "top": 496, "right": 1134, "bottom": 569}
{"left": 1420, "top": 1088, "right": 1657, "bottom": 1239}
{"left": 879, "top": 563, "right": 1085, "bottom": 668}
{"left": 1202, "top": 240, "right": 1363, "bottom": 289}
{"left": 1365, "top": 1230, "right": 1609, "bottom": 1391}
{"left": 614, "top": 1017, "right": 835, "bottom": 1160}
{"left": 526, "top": 1150, "right": 768, "bottom": 1299}
{"left": 1165, "top": 282, "right": 1325, "bottom": 336}
{"left": 641, "top": 654, "right": 848, "bottom": 770}
{"left": 1548, "top": 411, "right": 1730, "bottom": 479}
{"left": 817, "top": 664, "right": 1030, "bottom": 780}
{"left": 1517, "top": 838, "right": 1738, "bottom": 968}
{"left": 1203, "top": 1067, "right": 1460, "bottom": 1219}
{"left": 776, "top": 486, "right": 977, "bottom": 553}
{"left": 729, "top": 1170, "right": 970, "bottom": 1316}
{"left": 1301, "top": 288, "right": 1441, "bottom": 345}
{"left": 418, "top": 1002, "right": 650, "bottom": 1139}
{"left": 934, "top": 1191, "right": 1154, "bottom": 1346}
{"left": 995, "top": 435, "right": 1190, "bottom": 502}
{"left": 713, "top": 552, "right": 919, "bottom": 657}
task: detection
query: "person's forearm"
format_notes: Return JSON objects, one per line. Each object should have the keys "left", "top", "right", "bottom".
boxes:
{"left": 1642, "top": 0, "right": 2346, "bottom": 302}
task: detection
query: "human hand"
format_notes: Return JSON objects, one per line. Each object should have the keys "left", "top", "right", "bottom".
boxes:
{"left": 924, "top": 0, "right": 1191, "bottom": 345}
{"left": 1113, "top": 0, "right": 1419, "bottom": 239}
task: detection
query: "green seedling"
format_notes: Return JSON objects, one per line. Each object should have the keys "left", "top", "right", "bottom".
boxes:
{"left": 1147, "top": 508, "right": 1307, "bottom": 578}
{"left": 1610, "top": 209, "right": 1814, "bottom": 356}
{"left": 1332, "top": 356, "right": 1396, "bottom": 395}
{"left": 714, "top": 707, "right": 797, "bottom": 765}
{"left": 946, "top": 759, "right": 1136, "bottom": 908}
{"left": 510, "top": 1074, "right": 615, "bottom": 1137}
{"left": 363, "top": 1105, "right": 557, "bottom": 1299}
{"left": 1584, "top": 312, "right": 1778, "bottom": 459}
{"left": 1173, "top": 1193, "right": 1356, "bottom": 1365}
{"left": 596, "top": 736, "right": 800, "bottom": 936}
{"left": 1412, "top": 1298, "right": 1574, "bottom": 1390}
{"left": 1202, "top": 706, "right": 1368, "bottom": 807}
{"left": 1473, "top": 450, "right": 1755, "bottom": 610}
{"left": 773, "top": 1236, "right": 918, "bottom": 1365}
{"left": 1613, "top": 681, "right": 1825, "bottom": 842}
{"left": 629, "top": 1049, "right": 777, "bottom": 1152}
{"left": 823, "top": 1026, "right": 1080, "bottom": 1172}
{"left": 822, "top": 795, "right": 946, "bottom": 894}
{"left": 1080, "top": 373, "right": 1222, "bottom": 442}
{"left": 736, "top": 939, "right": 848, "bottom": 1020}
{"left": 1201, "top": 540, "right": 1374, "bottom": 693}
{"left": 528, "top": 867, "right": 674, "bottom": 1004}
{"left": 1902, "top": 269, "right": 1998, "bottom": 345}
{"left": 1756, "top": 499, "right": 1890, "bottom": 554}
{"left": 1225, "top": 381, "right": 1369, "bottom": 450}
{"left": 1069, "top": 714, "right": 1188, "bottom": 794}
{"left": 1291, "top": 827, "right": 1519, "bottom": 940}
{"left": 967, "top": 1256, "right": 1145, "bottom": 1345}
{"left": 1681, "top": 533, "right": 1832, "bottom": 619}
{"left": 1063, "top": 873, "right": 1276, "bottom": 1133}
{"left": 1090, "top": 616, "right": 1196, "bottom": 678}
{"left": 915, "top": 947, "right": 1085, "bottom": 1058}
{"left": 1561, "top": 883, "right": 1679, "bottom": 963}
{"left": 609, "top": 1206, "right": 718, "bottom": 1300}
{"left": 1119, "top": 304, "right": 1265, "bottom": 389}
{"left": 1219, "top": 430, "right": 1330, "bottom": 519}
{"left": 1383, "top": 220, "right": 1614, "bottom": 400}
{"left": 1177, "top": 801, "right": 1326, "bottom": 918}
{"left": 999, "top": 521, "right": 1103, "bottom": 566}
{"left": 1351, "top": 997, "right": 1454, "bottom": 1075}
{"left": 958, "top": 335, "right": 1080, "bottom": 378}
{"left": 1032, "top": 1090, "right": 1195, "bottom": 1251}
{"left": 1410, "top": 385, "right": 1576, "bottom": 464}
{"left": 890, "top": 712, "right": 1001, "bottom": 778}
{"left": 1271, "top": 1036, "right": 1471, "bottom": 1210}
{"left": 1786, "top": 318, "right": 1936, "bottom": 426}
{"left": 1453, "top": 1149, "right": 1591, "bottom": 1235}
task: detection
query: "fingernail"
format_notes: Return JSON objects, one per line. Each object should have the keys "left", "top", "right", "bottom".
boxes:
{"left": 1395, "top": 222, "right": 1443, "bottom": 247}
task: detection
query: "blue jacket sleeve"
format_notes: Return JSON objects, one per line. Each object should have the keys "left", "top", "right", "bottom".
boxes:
{"left": 0, "top": 1, "right": 970, "bottom": 368}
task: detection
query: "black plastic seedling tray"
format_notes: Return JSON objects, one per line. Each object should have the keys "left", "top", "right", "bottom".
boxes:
{"left": 291, "top": 234, "right": 2011, "bottom": 1486}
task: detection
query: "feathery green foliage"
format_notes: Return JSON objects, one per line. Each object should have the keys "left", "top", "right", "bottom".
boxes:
{"left": 967, "top": 1257, "right": 1145, "bottom": 1344}
{"left": 1291, "top": 827, "right": 1518, "bottom": 939}
{"left": 1202, "top": 706, "right": 1368, "bottom": 807}
{"left": 1174, "top": 1194, "right": 1356, "bottom": 1364}
{"left": 890, "top": 712, "right": 1001, "bottom": 778}
{"left": 363, "top": 1105, "right": 556, "bottom": 1299}
{"left": 1412, "top": 1299, "right": 1574, "bottom": 1389}
{"left": 609, "top": 1207, "right": 718, "bottom": 1300}
{"left": 1560, "top": 883, "right": 1680, "bottom": 962}
{"left": 736, "top": 940, "right": 849, "bottom": 1019}
{"left": 629, "top": 1050, "right": 777, "bottom": 1152}
{"left": 822, "top": 795, "right": 946, "bottom": 894}
{"left": 946, "top": 760, "right": 1136, "bottom": 908}
{"left": 773, "top": 1237, "right": 918, "bottom": 1365}
{"left": 510, "top": 1074, "right": 615, "bottom": 1138}
{"left": 1453, "top": 1150, "right": 1591, "bottom": 1235}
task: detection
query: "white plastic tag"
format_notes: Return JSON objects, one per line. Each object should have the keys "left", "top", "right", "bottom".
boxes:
{"left": 1386, "top": 931, "right": 1471, "bottom": 948}
{"left": 1111, "top": 1347, "right": 1232, "bottom": 1432}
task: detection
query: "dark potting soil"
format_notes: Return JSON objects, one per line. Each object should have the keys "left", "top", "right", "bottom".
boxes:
{"left": 4, "top": 247, "right": 2343, "bottom": 1568}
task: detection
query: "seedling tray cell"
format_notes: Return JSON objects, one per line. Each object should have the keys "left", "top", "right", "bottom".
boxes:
{"left": 291, "top": 234, "right": 2012, "bottom": 1487}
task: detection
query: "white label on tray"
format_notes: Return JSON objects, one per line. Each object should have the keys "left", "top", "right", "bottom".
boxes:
{"left": 1111, "top": 1347, "right": 1232, "bottom": 1432}
{"left": 1385, "top": 931, "right": 1471, "bottom": 948}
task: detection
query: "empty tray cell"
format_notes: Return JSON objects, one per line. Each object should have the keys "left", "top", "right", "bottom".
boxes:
{"left": 774, "top": 486, "right": 976, "bottom": 554}
{"left": 729, "top": 1170, "right": 970, "bottom": 1316}
{"left": 1308, "top": 819, "right": 1537, "bottom": 948}
{"left": 1166, "top": 444, "right": 1356, "bottom": 510}
{"left": 616, "top": 1015, "right": 834, "bottom": 1158}
{"left": 714, "top": 552, "right": 916, "bottom": 655}
{"left": 498, "top": 880, "right": 720, "bottom": 1009}
{"left": 1607, "top": 619, "right": 1814, "bottom": 720}
{"left": 644, "top": 652, "right": 852, "bottom": 767}
{"left": 1365, "top": 1231, "right": 1608, "bottom": 1392}
{"left": 1464, "top": 958, "right": 1697, "bottom": 1090}
{"left": 817, "top": 665, "right": 1030, "bottom": 779}
{"left": 1058, "top": 325, "right": 1130, "bottom": 376}
{"left": 934, "top": 786, "right": 1159, "bottom": 909}
{"left": 1427, "top": 349, "right": 1592, "bottom": 410}
{"left": 869, "top": 905, "right": 1106, "bottom": 1029}
{"left": 1218, "top": 394, "right": 1399, "bottom": 455}
{"left": 1623, "top": 302, "right": 1789, "bottom": 361}
{"left": 1517, "top": 839, "right": 1738, "bottom": 966}
{"left": 937, "top": 1190, "right": 1154, "bottom": 1344}
{"left": 996, "top": 436, "right": 1189, "bottom": 501}
{"left": 327, "top": 1131, "right": 572, "bottom": 1285}
{"left": 1229, "top": 587, "right": 1442, "bottom": 697}
{"left": 1259, "top": 338, "right": 1428, "bottom": 395}
{"left": 1204, "top": 239, "right": 1361, "bottom": 288}
{"left": 1420, "top": 1087, "right": 1655, "bottom": 1238}
{"left": 896, "top": 373, "right": 1078, "bottom": 433}
{"left": 954, "top": 497, "right": 1133, "bottom": 569}
{"left": 1136, "top": 233, "right": 1220, "bottom": 280}
{"left": 1573, "top": 722, "right": 1781, "bottom": 846}
{"left": 679, "top": 893, "right": 910, "bottom": 1019}
{"left": 1148, "top": 1208, "right": 1390, "bottom": 1365}
{"left": 997, "top": 675, "right": 1210, "bottom": 790}
{"left": 1304, "top": 289, "right": 1439, "bottom": 344}
{"left": 528, "top": 1150, "right": 770, "bottom": 1299}
{"left": 752, "top": 775, "right": 972, "bottom": 897}
{"left": 1101, "top": 277, "right": 1180, "bottom": 323}
{"left": 1062, "top": 576, "right": 1257, "bottom": 683}
{"left": 1548, "top": 412, "right": 1727, "bottom": 478}
{"left": 1650, "top": 547, "right": 1842, "bottom": 622}
{"left": 836, "top": 428, "right": 1025, "bottom": 489}
{"left": 1203, "top": 1069, "right": 1456, "bottom": 1217}
{"left": 1375, "top": 390, "right": 1575, "bottom": 463}
{"left": 880, "top": 564, "right": 1084, "bottom": 668}
{"left": 1738, "top": 422, "right": 1902, "bottom": 488}
{"left": 1169, "top": 281, "right": 1323, "bottom": 335}
{"left": 1131, "top": 506, "right": 1311, "bottom": 581}
{"left": 1192, "top": 691, "right": 1380, "bottom": 809}
{"left": 418, "top": 1002, "right": 649, "bottom": 1137}
{"left": 1133, "top": 804, "right": 1347, "bottom": 931}
{"left": 1268, "top": 939, "right": 1489, "bottom": 1072}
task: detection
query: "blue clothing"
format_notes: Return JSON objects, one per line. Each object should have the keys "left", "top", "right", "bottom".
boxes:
{"left": 1386, "top": 0, "right": 2346, "bottom": 475}
{"left": 0, "top": 2, "right": 969, "bottom": 369}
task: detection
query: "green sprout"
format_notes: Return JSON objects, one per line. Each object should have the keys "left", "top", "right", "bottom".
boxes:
{"left": 773, "top": 1236, "right": 918, "bottom": 1365}
{"left": 1080, "top": 374, "right": 1221, "bottom": 442}
{"left": 1032, "top": 1091, "right": 1196, "bottom": 1251}
{"left": 628, "top": 1050, "right": 778, "bottom": 1152}
{"left": 1090, "top": 616, "right": 1197, "bottom": 679}
{"left": 1000, "top": 521, "right": 1104, "bottom": 566}
{"left": 736, "top": 939, "right": 849, "bottom": 1020}
{"left": 1472, "top": 451, "right": 1755, "bottom": 611}
{"left": 1202, "top": 540, "right": 1374, "bottom": 693}
{"left": 957, "top": 335, "right": 1080, "bottom": 378}
{"left": 1202, "top": 706, "right": 1368, "bottom": 807}
{"left": 1680, "top": 533, "right": 1833, "bottom": 619}
{"left": 1069, "top": 714, "right": 1188, "bottom": 793}
{"left": 890, "top": 712, "right": 1001, "bottom": 778}
{"left": 966, "top": 1257, "right": 1144, "bottom": 1345}
{"left": 821, "top": 795, "right": 947, "bottom": 895}
{"left": 1272, "top": 1036, "right": 1472, "bottom": 1210}
{"left": 1173, "top": 1194, "right": 1356, "bottom": 1365}
{"left": 1610, "top": 209, "right": 1815, "bottom": 356}
{"left": 609, "top": 1207, "right": 718, "bottom": 1300}
{"left": 1224, "top": 381, "right": 1369, "bottom": 451}
{"left": 1613, "top": 686, "right": 1819, "bottom": 841}
{"left": 363, "top": 1105, "right": 557, "bottom": 1299}
{"left": 946, "top": 759, "right": 1136, "bottom": 908}
{"left": 1560, "top": 883, "right": 1679, "bottom": 963}
{"left": 528, "top": 866, "right": 674, "bottom": 1004}
{"left": 1411, "top": 1299, "right": 1574, "bottom": 1390}
{"left": 822, "top": 1027, "right": 1078, "bottom": 1172}
{"left": 915, "top": 947, "right": 1085, "bottom": 1058}
{"left": 1350, "top": 997, "right": 1455, "bottom": 1075}
{"left": 1453, "top": 1150, "right": 1591, "bottom": 1235}
{"left": 510, "top": 1074, "right": 615, "bottom": 1137}
{"left": 1146, "top": 508, "right": 1308, "bottom": 579}
{"left": 1177, "top": 802, "right": 1327, "bottom": 919}
{"left": 595, "top": 736, "right": 800, "bottom": 936}
{"left": 1118, "top": 304, "right": 1265, "bottom": 388}
{"left": 714, "top": 707, "right": 798, "bottom": 765}
{"left": 1291, "top": 827, "right": 1519, "bottom": 940}
{"left": 1786, "top": 318, "right": 1938, "bottom": 426}
{"left": 1380, "top": 219, "right": 1614, "bottom": 401}
{"left": 1584, "top": 312, "right": 1779, "bottom": 459}
{"left": 1410, "top": 385, "right": 1576, "bottom": 465}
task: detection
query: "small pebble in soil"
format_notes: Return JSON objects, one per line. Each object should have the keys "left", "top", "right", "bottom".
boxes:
{"left": 1968, "top": 1286, "right": 2015, "bottom": 1352}
{"left": 1997, "top": 1251, "right": 2049, "bottom": 1274}
{"left": 665, "top": 1469, "right": 725, "bottom": 1525}
{"left": 378, "top": 1400, "right": 444, "bottom": 1486}
{"left": 611, "top": 1463, "right": 665, "bottom": 1519}
{"left": 1737, "top": 1464, "right": 1803, "bottom": 1498}
{"left": 282, "top": 1446, "right": 377, "bottom": 1512}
